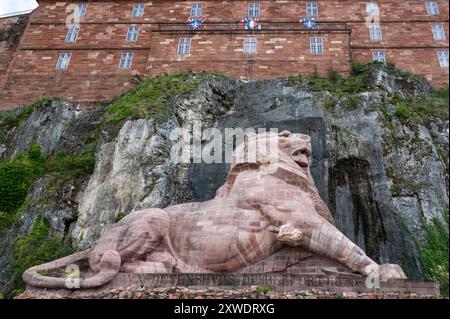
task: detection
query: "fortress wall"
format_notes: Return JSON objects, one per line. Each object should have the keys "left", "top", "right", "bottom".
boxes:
{"left": 149, "top": 31, "right": 351, "bottom": 79}
{"left": 0, "top": 0, "right": 448, "bottom": 109}
{"left": 30, "top": 0, "right": 449, "bottom": 23}
{"left": 1, "top": 49, "right": 148, "bottom": 108}
{"left": 0, "top": 15, "right": 29, "bottom": 90}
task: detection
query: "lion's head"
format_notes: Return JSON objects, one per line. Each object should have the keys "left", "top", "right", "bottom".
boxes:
{"left": 216, "top": 130, "right": 335, "bottom": 225}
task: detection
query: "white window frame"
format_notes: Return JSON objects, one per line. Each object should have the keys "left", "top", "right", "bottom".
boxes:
{"left": 366, "top": 2, "right": 380, "bottom": 16}
{"left": 65, "top": 26, "right": 80, "bottom": 43}
{"left": 119, "top": 52, "right": 134, "bottom": 69}
{"left": 126, "top": 25, "right": 140, "bottom": 42}
{"left": 432, "top": 24, "right": 446, "bottom": 40}
{"left": 55, "top": 52, "right": 72, "bottom": 70}
{"left": 132, "top": 4, "right": 145, "bottom": 17}
{"left": 369, "top": 24, "right": 383, "bottom": 41}
{"left": 437, "top": 50, "right": 449, "bottom": 67}
{"left": 426, "top": 2, "right": 440, "bottom": 15}
{"left": 75, "top": 3, "right": 88, "bottom": 17}
{"left": 243, "top": 37, "right": 257, "bottom": 54}
{"left": 310, "top": 37, "right": 323, "bottom": 55}
{"left": 306, "top": 2, "right": 319, "bottom": 16}
{"left": 248, "top": 3, "right": 260, "bottom": 17}
{"left": 177, "top": 38, "right": 192, "bottom": 55}
{"left": 372, "top": 51, "right": 386, "bottom": 63}
{"left": 190, "top": 3, "right": 203, "bottom": 17}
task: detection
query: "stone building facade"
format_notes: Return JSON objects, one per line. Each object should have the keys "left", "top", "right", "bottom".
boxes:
{"left": 0, "top": 15, "right": 29, "bottom": 92}
{"left": 0, "top": 0, "right": 448, "bottom": 109}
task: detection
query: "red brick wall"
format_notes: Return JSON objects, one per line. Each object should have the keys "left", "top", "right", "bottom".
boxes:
{"left": 0, "top": 0, "right": 448, "bottom": 109}
{"left": 20, "top": 23, "right": 153, "bottom": 49}
{"left": 349, "top": 22, "right": 449, "bottom": 47}
{"left": 0, "top": 14, "right": 29, "bottom": 90}
{"left": 149, "top": 31, "right": 351, "bottom": 79}
{"left": 2, "top": 49, "right": 148, "bottom": 106}
{"left": 29, "top": 0, "right": 449, "bottom": 23}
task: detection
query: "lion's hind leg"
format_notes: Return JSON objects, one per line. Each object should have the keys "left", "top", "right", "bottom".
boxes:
{"left": 122, "top": 250, "right": 176, "bottom": 273}
{"left": 89, "top": 209, "right": 171, "bottom": 273}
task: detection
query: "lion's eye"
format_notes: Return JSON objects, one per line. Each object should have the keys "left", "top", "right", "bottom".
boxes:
{"left": 292, "top": 149, "right": 306, "bottom": 156}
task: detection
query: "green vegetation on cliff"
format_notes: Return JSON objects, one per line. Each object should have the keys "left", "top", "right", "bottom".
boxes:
{"left": 102, "top": 72, "right": 223, "bottom": 127}
{"left": 0, "top": 145, "right": 95, "bottom": 234}
{"left": 287, "top": 64, "right": 370, "bottom": 94}
{"left": 0, "top": 145, "right": 46, "bottom": 233}
{"left": 0, "top": 144, "right": 94, "bottom": 293}
{"left": 392, "top": 86, "right": 449, "bottom": 123}
{"left": 287, "top": 62, "right": 448, "bottom": 126}
{"left": 420, "top": 212, "right": 449, "bottom": 297}
{"left": 285, "top": 62, "right": 422, "bottom": 95}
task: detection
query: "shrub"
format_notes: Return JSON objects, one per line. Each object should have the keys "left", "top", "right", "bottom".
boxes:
{"left": 420, "top": 214, "right": 449, "bottom": 297}
{"left": 0, "top": 211, "right": 13, "bottom": 233}
{"left": 351, "top": 62, "right": 369, "bottom": 76}
{"left": 390, "top": 86, "right": 448, "bottom": 123}
{"left": 328, "top": 68, "right": 341, "bottom": 83}
{"left": 344, "top": 96, "right": 361, "bottom": 111}
{"left": 46, "top": 147, "right": 96, "bottom": 178}
{"left": 256, "top": 287, "right": 271, "bottom": 294}
{"left": 0, "top": 162, "right": 35, "bottom": 215}
{"left": 321, "top": 97, "right": 338, "bottom": 111}
{"left": 394, "top": 102, "right": 411, "bottom": 119}
{"left": 0, "top": 146, "right": 46, "bottom": 232}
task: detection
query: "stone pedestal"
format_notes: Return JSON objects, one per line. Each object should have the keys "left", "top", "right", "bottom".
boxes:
{"left": 104, "top": 273, "right": 440, "bottom": 295}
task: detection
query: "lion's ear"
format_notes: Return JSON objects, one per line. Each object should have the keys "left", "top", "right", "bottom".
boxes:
{"left": 279, "top": 130, "right": 291, "bottom": 137}
{"left": 300, "top": 134, "right": 311, "bottom": 142}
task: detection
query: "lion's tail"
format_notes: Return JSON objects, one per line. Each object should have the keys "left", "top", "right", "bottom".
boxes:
{"left": 22, "top": 249, "right": 121, "bottom": 289}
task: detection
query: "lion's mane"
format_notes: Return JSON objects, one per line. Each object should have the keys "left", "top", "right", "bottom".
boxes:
{"left": 216, "top": 131, "right": 335, "bottom": 225}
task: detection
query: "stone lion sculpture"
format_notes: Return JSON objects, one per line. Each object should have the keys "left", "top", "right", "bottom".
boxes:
{"left": 23, "top": 131, "right": 406, "bottom": 289}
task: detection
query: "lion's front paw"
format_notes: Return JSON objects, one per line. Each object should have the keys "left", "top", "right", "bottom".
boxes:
{"left": 277, "top": 224, "right": 303, "bottom": 246}
{"left": 364, "top": 263, "right": 407, "bottom": 281}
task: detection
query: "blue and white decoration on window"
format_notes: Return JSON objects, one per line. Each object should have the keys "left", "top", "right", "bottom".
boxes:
{"left": 188, "top": 16, "right": 204, "bottom": 31}
{"left": 241, "top": 17, "right": 261, "bottom": 31}
{"left": 299, "top": 16, "right": 318, "bottom": 30}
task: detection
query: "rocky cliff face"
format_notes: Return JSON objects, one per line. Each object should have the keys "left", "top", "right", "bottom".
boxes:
{"left": 0, "top": 65, "right": 448, "bottom": 297}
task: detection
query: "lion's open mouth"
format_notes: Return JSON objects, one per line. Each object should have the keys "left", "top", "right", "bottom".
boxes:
{"left": 293, "top": 159, "right": 309, "bottom": 176}
{"left": 291, "top": 147, "right": 310, "bottom": 174}
{"left": 296, "top": 161, "right": 309, "bottom": 168}
{"left": 296, "top": 161, "right": 309, "bottom": 174}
